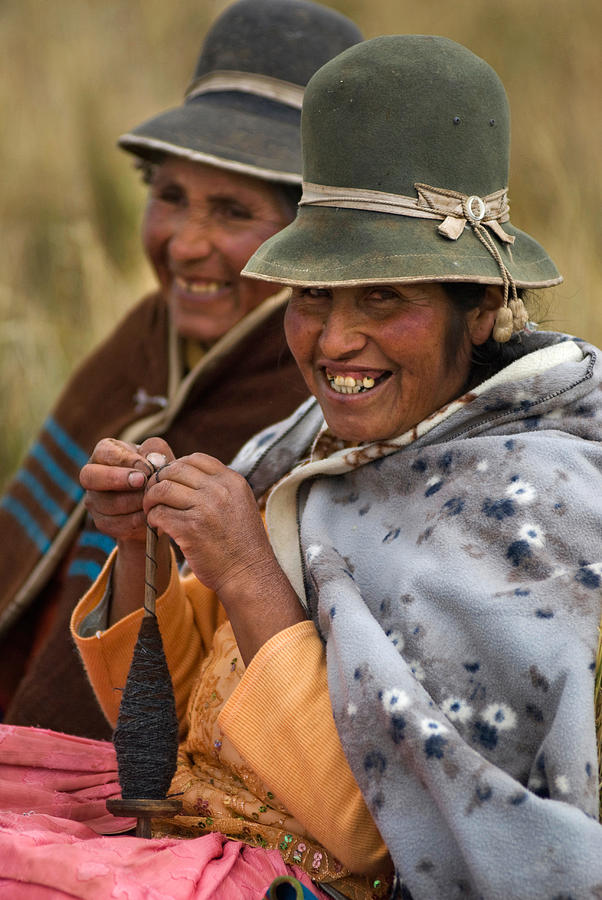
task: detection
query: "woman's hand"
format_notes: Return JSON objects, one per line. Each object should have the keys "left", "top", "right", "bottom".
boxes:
{"left": 143, "top": 453, "right": 306, "bottom": 662}
{"left": 81, "top": 437, "right": 173, "bottom": 544}
{"left": 80, "top": 437, "right": 174, "bottom": 623}
{"left": 143, "top": 453, "right": 272, "bottom": 594}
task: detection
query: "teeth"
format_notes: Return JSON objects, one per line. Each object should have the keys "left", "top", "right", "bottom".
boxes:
{"left": 176, "top": 277, "right": 224, "bottom": 295}
{"left": 327, "top": 373, "right": 378, "bottom": 394}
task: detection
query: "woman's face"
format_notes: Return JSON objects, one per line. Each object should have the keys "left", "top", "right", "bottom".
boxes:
{"left": 285, "top": 283, "right": 485, "bottom": 443}
{"left": 142, "top": 158, "right": 294, "bottom": 344}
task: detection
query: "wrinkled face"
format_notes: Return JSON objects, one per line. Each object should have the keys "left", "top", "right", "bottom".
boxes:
{"left": 142, "top": 158, "right": 294, "bottom": 343}
{"left": 285, "top": 283, "right": 475, "bottom": 443}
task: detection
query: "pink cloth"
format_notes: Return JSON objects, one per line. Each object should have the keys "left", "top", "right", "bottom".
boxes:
{"left": 0, "top": 725, "right": 327, "bottom": 899}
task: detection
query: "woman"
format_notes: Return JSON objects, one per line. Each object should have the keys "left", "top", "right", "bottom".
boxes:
{"left": 0, "top": 0, "right": 362, "bottom": 739}
{"left": 2, "top": 33, "right": 601, "bottom": 900}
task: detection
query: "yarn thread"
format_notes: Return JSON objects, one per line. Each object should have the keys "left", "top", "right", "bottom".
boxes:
{"left": 113, "top": 523, "right": 179, "bottom": 800}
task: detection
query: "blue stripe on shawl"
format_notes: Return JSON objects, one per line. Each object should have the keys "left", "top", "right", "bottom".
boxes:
{"left": 31, "top": 443, "right": 84, "bottom": 502}
{"left": 45, "top": 418, "right": 89, "bottom": 469}
{"left": 78, "top": 531, "right": 116, "bottom": 555}
{"left": 0, "top": 496, "right": 50, "bottom": 553}
{"left": 15, "top": 470, "right": 68, "bottom": 529}
{"left": 67, "top": 559, "right": 103, "bottom": 581}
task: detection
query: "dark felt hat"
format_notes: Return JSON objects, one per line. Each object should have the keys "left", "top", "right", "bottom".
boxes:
{"left": 243, "top": 35, "right": 561, "bottom": 288}
{"left": 118, "top": 0, "right": 363, "bottom": 184}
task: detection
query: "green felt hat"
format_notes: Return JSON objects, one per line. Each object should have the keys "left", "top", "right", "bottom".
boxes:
{"left": 118, "top": 0, "right": 363, "bottom": 185}
{"left": 243, "top": 34, "right": 561, "bottom": 288}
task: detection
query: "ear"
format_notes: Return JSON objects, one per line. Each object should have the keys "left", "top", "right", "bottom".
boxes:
{"left": 466, "top": 286, "right": 504, "bottom": 346}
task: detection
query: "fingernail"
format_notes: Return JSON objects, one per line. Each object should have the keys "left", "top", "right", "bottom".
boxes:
{"left": 146, "top": 452, "right": 167, "bottom": 469}
{"left": 128, "top": 471, "right": 146, "bottom": 488}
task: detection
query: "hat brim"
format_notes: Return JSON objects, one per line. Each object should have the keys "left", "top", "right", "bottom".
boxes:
{"left": 242, "top": 206, "right": 562, "bottom": 288}
{"left": 118, "top": 92, "right": 302, "bottom": 184}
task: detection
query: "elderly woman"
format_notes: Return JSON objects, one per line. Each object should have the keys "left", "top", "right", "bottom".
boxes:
{"left": 0, "top": 0, "right": 362, "bottom": 739}
{"left": 1, "top": 32, "right": 601, "bottom": 900}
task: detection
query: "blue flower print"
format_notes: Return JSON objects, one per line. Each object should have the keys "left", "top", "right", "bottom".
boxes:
{"left": 505, "top": 478, "right": 536, "bottom": 505}
{"left": 385, "top": 629, "right": 404, "bottom": 652}
{"left": 381, "top": 688, "right": 410, "bottom": 714}
{"left": 482, "top": 703, "right": 517, "bottom": 731}
{"left": 441, "top": 696, "right": 473, "bottom": 724}
{"left": 408, "top": 659, "right": 426, "bottom": 682}
{"left": 518, "top": 523, "right": 545, "bottom": 548}
{"left": 421, "top": 719, "right": 449, "bottom": 759}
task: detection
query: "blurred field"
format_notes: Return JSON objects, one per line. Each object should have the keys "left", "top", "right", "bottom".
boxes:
{"left": 1, "top": 0, "right": 600, "bottom": 489}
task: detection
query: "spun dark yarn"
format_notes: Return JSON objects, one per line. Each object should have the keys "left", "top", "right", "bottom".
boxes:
{"left": 113, "top": 614, "right": 179, "bottom": 800}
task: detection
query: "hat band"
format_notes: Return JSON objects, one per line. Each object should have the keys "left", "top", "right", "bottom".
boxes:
{"left": 300, "top": 181, "right": 514, "bottom": 244}
{"left": 185, "top": 70, "right": 304, "bottom": 110}
{"left": 300, "top": 181, "right": 528, "bottom": 343}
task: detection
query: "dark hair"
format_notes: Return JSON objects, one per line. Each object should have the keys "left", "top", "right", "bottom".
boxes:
{"left": 275, "top": 183, "right": 302, "bottom": 218}
{"left": 442, "top": 282, "right": 533, "bottom": 387}
{"left": 135, "top": 157, "right": 161, "bottom": 185}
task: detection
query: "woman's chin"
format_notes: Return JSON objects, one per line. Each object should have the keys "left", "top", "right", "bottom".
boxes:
{"left": 323, "top": 413, "right": 400, "bottom": 444}
{"left": 172, "top": 310, "right": 238, "bottom": 345}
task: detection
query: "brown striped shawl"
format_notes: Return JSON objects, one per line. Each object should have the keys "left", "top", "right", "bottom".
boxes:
{"left": 0, "top": 288, "right": 308, "bottom": 739}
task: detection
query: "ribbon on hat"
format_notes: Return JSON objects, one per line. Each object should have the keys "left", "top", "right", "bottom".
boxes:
{"left": 300, "top": 180, "right": 526, "bottom": 342}
{"left": 300, "top": 181, "right": 515, "bottom": 244}
{"left": 414, "top": 184, "right": 515, "bottom": 245}
{"left": 185, "top": 70, "right": 304, "bottom": 110}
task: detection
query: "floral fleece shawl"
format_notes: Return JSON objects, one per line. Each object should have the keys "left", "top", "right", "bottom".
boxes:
{"left": 230, "top": 330, "right": 602, "bottom": 899}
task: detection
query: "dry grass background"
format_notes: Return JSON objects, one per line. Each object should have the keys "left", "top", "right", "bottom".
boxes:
{"left": 1, "top": 0, "right": 600, "bottom": 489}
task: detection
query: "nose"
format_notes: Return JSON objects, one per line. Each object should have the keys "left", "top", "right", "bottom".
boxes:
{"left": 317, "top": 304, "right": 367, "bottom": 359}
{"left": 168, "top": 211, "right": 213, "bottom": 263}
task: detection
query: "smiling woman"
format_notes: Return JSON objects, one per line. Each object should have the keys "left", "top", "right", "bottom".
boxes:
{"left": 0, "top": 0, "right": 362, "bottom": 740}
{"left": 235, "top": 34, "right": 602, "bottom": 898}
{"left": 284, "top": 283, "right": 500, "bottom": 442}
{"left": 143, "top": 159, "right": 297, "bottom": 343}
{"left": 1, "top": 27, "right": 601, "bottom": 900}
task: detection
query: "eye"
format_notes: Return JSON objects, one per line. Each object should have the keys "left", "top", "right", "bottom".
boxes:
{"left": 289, "top": 287, "right": 332, "bottom": 312}
{"left": 212, "top": 198, "right": 252, "bottom": 221}
{"left": 298, "top": 287, "right": 332, "bottom": 299}
{"left": 364, "top": 286, "right": 403, "bottom": 306}
{"left": 154, "top": 181, "right": 186, "bottom": 206}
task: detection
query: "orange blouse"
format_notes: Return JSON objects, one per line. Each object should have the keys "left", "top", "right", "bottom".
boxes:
{"left": 71, "top": 552, "right": 391, "bottom": 898}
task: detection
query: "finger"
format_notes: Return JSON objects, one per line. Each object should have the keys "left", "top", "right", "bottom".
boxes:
{"left": 86, "top": 507, "right": 148, "bottom": 541}
{"left": 146, "top": 452, "right": 168, "bottom": 471}
{"left": 80, "top": 463, "right": 147, "bottom": 492}
{"left": 175, "top": 452, "right": 228, "bottom": 477}
{"left": 145, "top": 502, "right": 198, "bottom": 538}
{"left": 89, "top": 438, "right": 146, "bottom": 469}
{"left": 146, "top": 457, "right": 220, "bottom": 493}
{"left": 144, "top": 480, "right": 201, "bottom": 515}
{"left": 85, "top": 488, "right": 145, "bottom": 517}
{"left": 138, "top": 437, "right": 176, "bottom": 465}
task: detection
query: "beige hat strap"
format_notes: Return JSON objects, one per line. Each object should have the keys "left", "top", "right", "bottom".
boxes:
{"left": 185, "top": 70, "right": 304, "bottom": 110}
{"left": 300, "top": 180, "right": 528, "bottom": 342}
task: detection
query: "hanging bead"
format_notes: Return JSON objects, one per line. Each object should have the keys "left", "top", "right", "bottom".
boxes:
{"left": 492, "top": 305, "right": 513, "bottom": 342}
{"left": 509, "top": 296, "right": 529, "bottom": 330}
